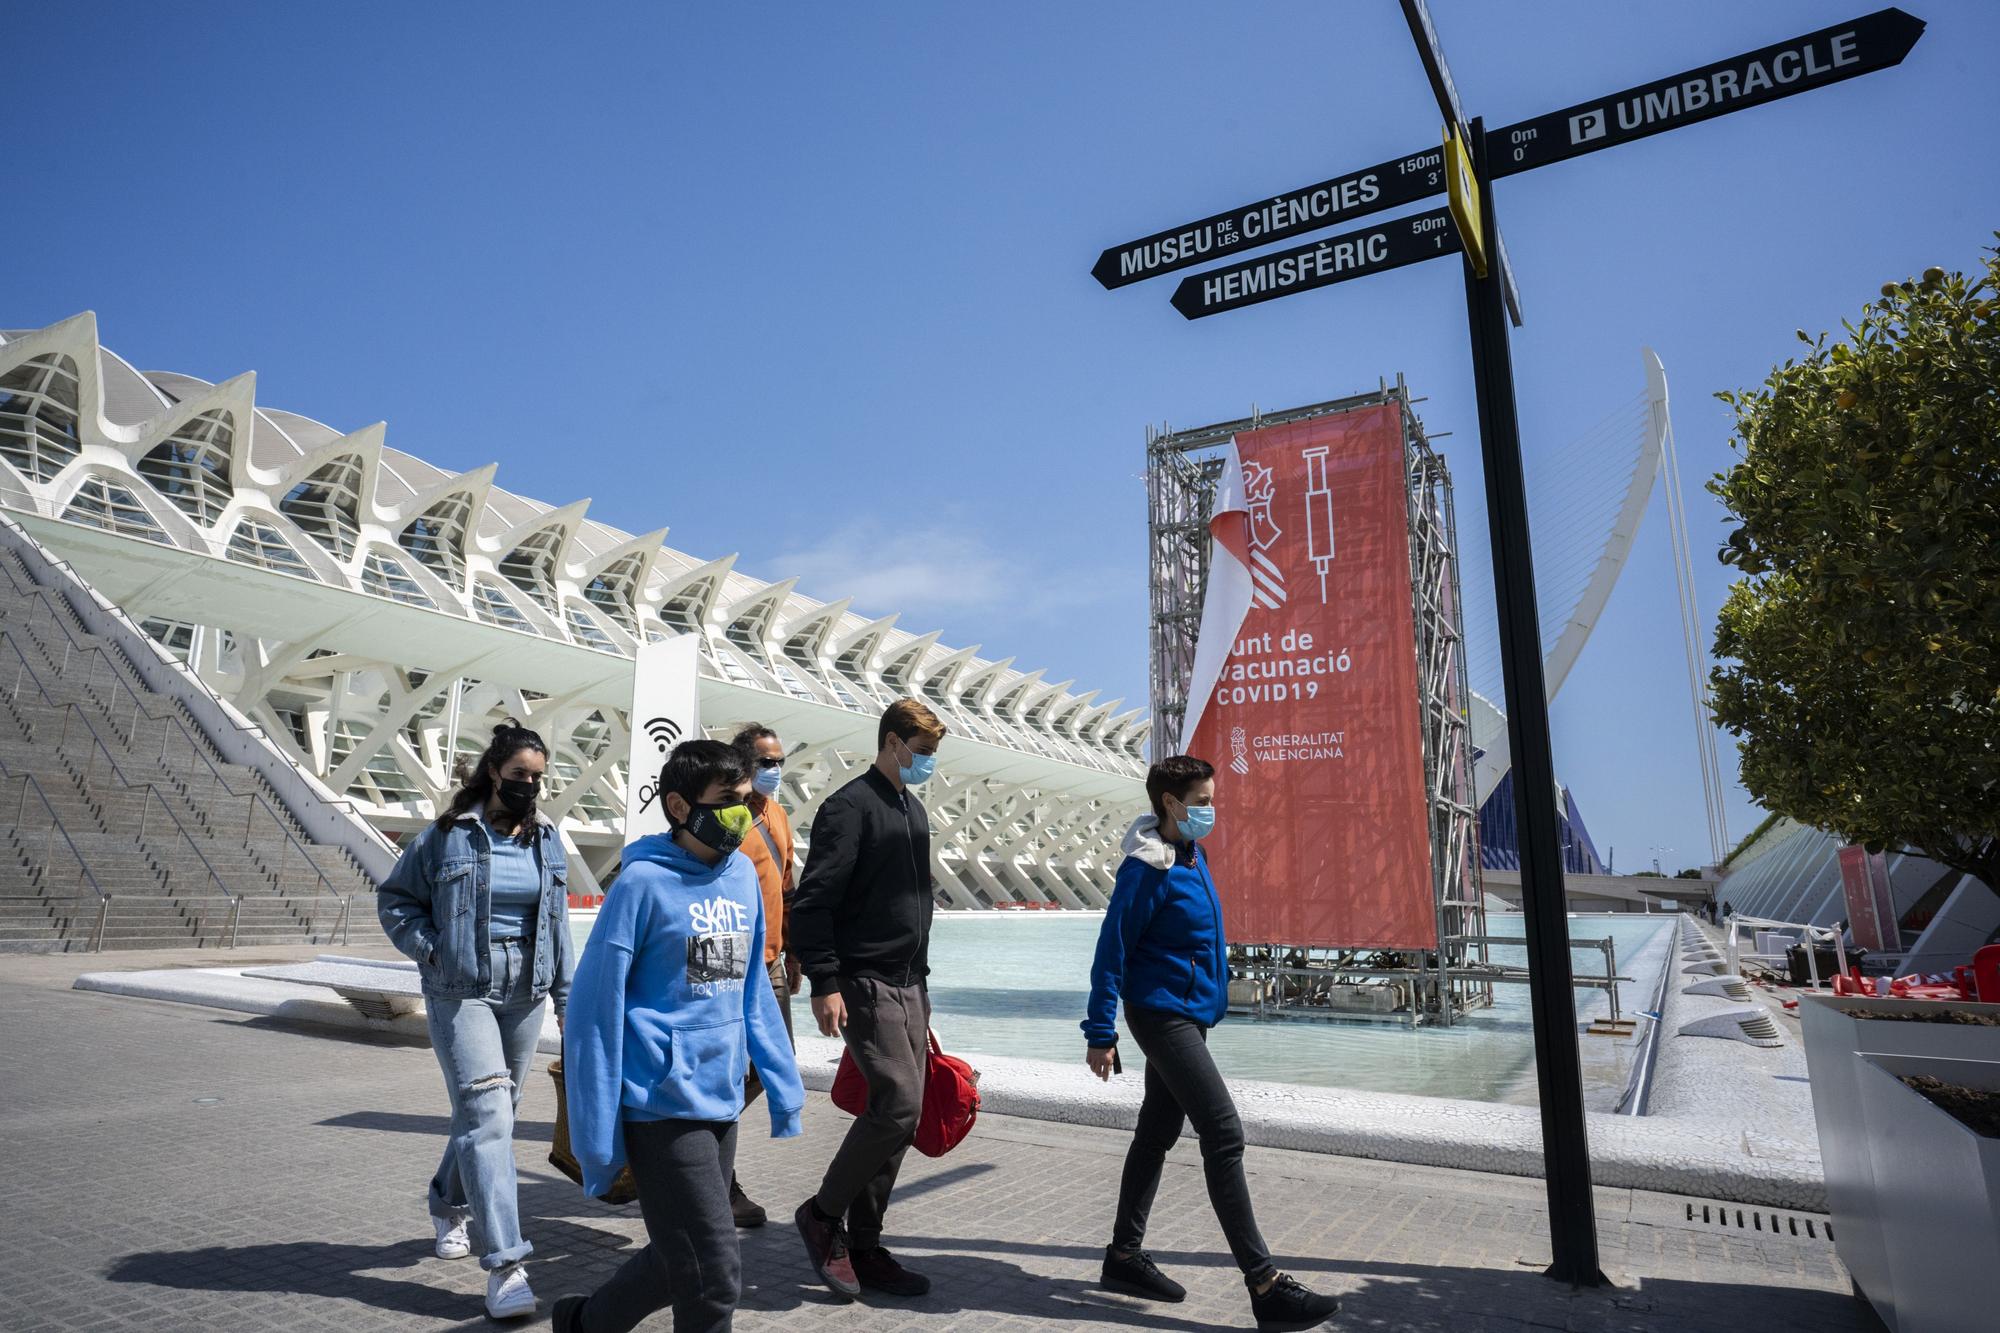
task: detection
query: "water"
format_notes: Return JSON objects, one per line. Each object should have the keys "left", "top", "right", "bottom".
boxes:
{"left": 572, "top": 910, "right": 1671, "bottom": 1108}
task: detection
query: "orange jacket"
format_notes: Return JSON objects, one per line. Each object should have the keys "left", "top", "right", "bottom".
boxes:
{"left": 741, "top": 795, "right": 795, "bottom": 963}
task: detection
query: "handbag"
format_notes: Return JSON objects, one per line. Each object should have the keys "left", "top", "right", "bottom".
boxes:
{"left": 831, "top": 1029, "right": 982, "bottom": 1158}
{"left": 546, "top": 1057, "right": 639, "bottom": 1204}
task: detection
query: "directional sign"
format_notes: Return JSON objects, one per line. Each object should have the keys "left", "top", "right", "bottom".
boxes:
{"left": 1400, "top": 0, "right": 1467, "bottom": 135}
{"left": 1169, "top": 208, "right": 1461, "bottom": 320}
{"left": 1092, "top": 146, "right": 1448, "bottom": 290}
{"left": 1487, "top": 7, "right": 1925, "bottom": 180}
{"left": 1092, "top": 9, "right": 1923, "bottom": 291}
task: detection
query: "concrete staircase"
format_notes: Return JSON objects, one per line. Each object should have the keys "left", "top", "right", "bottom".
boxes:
{"left": 0, "top": 544, "right": 374, "bottom": 951}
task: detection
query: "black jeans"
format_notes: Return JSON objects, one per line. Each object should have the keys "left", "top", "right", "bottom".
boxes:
{"left": 573, "top": 1118, "right": 740, "bottom": 1333}
{"left": 1110, "top": 1006, "right": 1274, "bottom": 1279}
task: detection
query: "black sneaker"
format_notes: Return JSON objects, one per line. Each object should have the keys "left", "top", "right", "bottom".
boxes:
{"left": 550, "top": 1294, "right": 585, "bottom": 1333}
{"left": 1101, "top": 1246, "right": 1186, "bottom": 1303}
{"left": 730, "top": 1177, "right": 767, "bottom": 1228}
{"left": 850, "top": 1246, "right": 932, "bottom": 1297}
{"left": 793, "top": 1200, "right": 860, "bottom": 1301}
{"left": 1250, "top": 1271, "right": 1341, "bottom": 1331}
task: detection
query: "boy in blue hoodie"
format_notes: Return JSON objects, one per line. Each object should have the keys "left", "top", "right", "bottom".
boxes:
{"left": 553, "top": 740, "right": 804, "bottom": 1333}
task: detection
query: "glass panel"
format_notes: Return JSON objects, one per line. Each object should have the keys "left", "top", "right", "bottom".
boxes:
{"left": 138, "top": 410, "right": 235, "bottom": 525}
{"left": 565, "top": 601, "right": 620, "bottom": 652}
{"left": 225, "top": 519, "right": 316, "bottom": 578}
{"left": 280, "top": 454, "right": 364, "bottom": 561}
{"left": 398, "top": 493, "right": 470, "bottom": 585}
{"left": 0, "top": 354, "right": 83, "bottom": 483}
{"left": 62, "top": 477, "right": 171, "bottom": 544}
{"left": 361, "top": 548, "right": 435, "bottom": 608}
{"left": 471, "top": 578, "right": 534, "bottom": 631}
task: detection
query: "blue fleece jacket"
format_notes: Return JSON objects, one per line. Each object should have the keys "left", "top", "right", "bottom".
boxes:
{"left": 565, "top": 833, "right": 804, "bottom": 1198}
{"left": 1082, "top": 815, "right": 1230, "bottom": 1046}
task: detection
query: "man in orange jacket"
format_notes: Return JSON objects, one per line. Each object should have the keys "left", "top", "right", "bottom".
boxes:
{"left": 729, "top": 723, "right": 798, "bottom": 1227}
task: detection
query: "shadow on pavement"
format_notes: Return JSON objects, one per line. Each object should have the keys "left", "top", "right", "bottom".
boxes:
{"left": 319, "top": 1108, "right": 555, "bottom": 1145}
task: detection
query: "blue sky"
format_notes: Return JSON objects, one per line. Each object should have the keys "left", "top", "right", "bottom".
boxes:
{"left": 11, "top": 2, "right": 1996, "bottom": 873}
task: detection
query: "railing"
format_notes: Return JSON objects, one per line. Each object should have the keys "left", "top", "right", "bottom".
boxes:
{"left": 0, "top": 526, "right": 400, "bottom": 876}
{"left": 3, "top": 627, "right": 345, "bottom": 903}
{"left": 2, "top": 765, "right": 109, "bottom": 905}
{"left": 1722, "top": 913, "right": 1853, "bottom": 984}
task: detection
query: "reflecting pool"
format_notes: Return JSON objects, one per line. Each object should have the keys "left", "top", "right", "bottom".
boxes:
{"left": 573, "top": 910, "right": 1672, "bottom": 1108}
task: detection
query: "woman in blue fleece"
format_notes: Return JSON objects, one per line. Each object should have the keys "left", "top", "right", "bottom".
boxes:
{"left": 1081, "top": 754, "right": 1341, "bottom": 1332}
{"left": 553, "top": 739, "right": 803, "bottom": 1333}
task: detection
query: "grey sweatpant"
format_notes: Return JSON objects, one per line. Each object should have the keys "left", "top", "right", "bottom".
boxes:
{"left": 813, "top": 976, "right": 929, "bottom": 1248}
{"left": 571, "top": 1118, "right": 739, "bottom": 1333}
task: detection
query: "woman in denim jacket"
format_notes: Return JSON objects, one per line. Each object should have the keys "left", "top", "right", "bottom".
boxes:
{"left": 378, "top": 720, "right": 574, "bottom": 1321}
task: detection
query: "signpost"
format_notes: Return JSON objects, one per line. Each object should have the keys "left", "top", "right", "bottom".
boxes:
{"left": 1096, "top": 5, "right": 1926, "bottom": 1289}
{"left": 1091, "top": 8, "right": 1925, "bottom": 290}
{"left": 1169, "top": 208, "right": 1460, "bottom": 319}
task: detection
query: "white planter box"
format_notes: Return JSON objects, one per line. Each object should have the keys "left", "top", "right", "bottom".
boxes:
{"left": 1854, "top": 1052, "right": 2000, "bottom": 1333}
{"left": 1798, "top": 995, "right": 2000, "bottom": 1330}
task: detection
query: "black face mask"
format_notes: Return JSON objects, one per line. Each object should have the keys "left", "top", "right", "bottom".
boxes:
{"left": 496, "top": 776, "right": 540, "bottom": 818}
{"left": 677, "top": 800, "right": 752, "bottom": 856}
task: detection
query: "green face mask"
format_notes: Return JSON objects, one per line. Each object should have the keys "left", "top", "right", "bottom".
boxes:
{"left": 681, "top": 800, "right": 753, "bottom": 855}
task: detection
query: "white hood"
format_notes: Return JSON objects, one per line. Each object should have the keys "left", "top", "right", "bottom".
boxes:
{"left": 1121, "top": 813, "right": 1176, "bottom": 870}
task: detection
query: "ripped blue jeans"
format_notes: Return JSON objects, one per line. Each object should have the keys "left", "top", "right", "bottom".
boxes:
{"left": 425, "top": 938, "right": 546, "bottom": 1270}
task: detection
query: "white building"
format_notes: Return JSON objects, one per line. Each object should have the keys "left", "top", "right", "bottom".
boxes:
{"left": 0, "top": 313, "right": 1147, "bottom": 903}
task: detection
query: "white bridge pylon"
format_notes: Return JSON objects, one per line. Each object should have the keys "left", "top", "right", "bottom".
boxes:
{"left": 1468, "top": 349, "right": 1673, "bottom": 808}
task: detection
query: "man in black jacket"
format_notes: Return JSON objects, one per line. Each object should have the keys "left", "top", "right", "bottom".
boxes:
{"left": 790, "top": 698, "right": 945, "bottom": 1303}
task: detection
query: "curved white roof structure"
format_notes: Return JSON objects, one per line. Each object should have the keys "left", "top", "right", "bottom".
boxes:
{"left": 0, "top": 313, "right": 1147, "bottom": 904}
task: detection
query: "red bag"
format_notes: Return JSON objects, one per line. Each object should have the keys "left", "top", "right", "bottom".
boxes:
{"left": 831, "top": 1030, "right": 981, "bottom": 1158}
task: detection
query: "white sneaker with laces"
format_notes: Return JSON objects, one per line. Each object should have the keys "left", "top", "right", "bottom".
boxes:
{"left": 433, "top": 1215, "right": 471, "bottom": 1260}
{"left": 485, "top": 1263, "right": 536, "bottom": 1320}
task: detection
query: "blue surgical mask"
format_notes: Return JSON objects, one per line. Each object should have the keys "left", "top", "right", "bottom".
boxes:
{"left": 1176, "top": 804, "right": 1216, "bottom": 841}
{"left": 752, "top": 764, "right": 784, "bottom": 797}
{"left": 899, "top": 752, "right": 937, "bottom": 786}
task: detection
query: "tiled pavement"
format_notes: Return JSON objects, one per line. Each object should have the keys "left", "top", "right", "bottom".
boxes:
{"left": 1, "top": 951, "right": 1878, "bottom": 1332}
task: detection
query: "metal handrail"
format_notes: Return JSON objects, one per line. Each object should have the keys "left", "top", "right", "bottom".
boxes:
{"left": 8, "top": 611, "right": 261, "bottom": 799}
{"left": 1, "top": 765, "right": 110, "bottom": 903}
{"left": 3, "top": 627, "right": 339, "bottom": 899}
{"left": 15, "top": 606, "right": 359, "bottom": 870}
{"left": 5, "top": 528, "right": 395, "bottom": 845}
{"left": 129, "top": 783, "right": 236, "bottom": 902}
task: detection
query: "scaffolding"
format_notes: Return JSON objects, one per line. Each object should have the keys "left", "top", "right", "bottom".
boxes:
{"left": 1145, "top": 380, "right": 1490, "bottom": 1025}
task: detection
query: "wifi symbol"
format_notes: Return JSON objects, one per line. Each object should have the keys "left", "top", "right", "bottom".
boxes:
{"left": 645, "top": 716, "right": 682, "bottom": 755}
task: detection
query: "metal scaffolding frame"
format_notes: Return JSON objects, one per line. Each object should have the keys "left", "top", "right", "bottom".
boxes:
{"left": 1145, "top": 380, "right": 1489, "bottom": 1025}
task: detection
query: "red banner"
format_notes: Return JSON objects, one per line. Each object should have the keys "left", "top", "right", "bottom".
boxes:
{"left": 1187, "top": 403, "right": 1435, "bottom": 949}
{"left": 1837, "top": 845, "right": 1900, "bottom": 954}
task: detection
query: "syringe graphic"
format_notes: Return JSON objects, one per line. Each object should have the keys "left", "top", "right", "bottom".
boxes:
{"left": 1302, "top": 446, "right": 1335, "bottom": 602}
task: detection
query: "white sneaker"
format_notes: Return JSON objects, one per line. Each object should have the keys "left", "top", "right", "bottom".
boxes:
{"left": 433, "top": 1215, "right": 472, "bottom": 1260}
{"left": 485, "top": 1263, "right": 536, "bottom": 1320}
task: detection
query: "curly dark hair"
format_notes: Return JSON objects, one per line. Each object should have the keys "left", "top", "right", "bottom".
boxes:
{"left": 433, "top": 719, "right": 547, "bottom": 844}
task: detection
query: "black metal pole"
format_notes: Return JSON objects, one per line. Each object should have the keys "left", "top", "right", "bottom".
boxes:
{"left": 1459, "top": 116, "right": 1605, "bottom": 1287}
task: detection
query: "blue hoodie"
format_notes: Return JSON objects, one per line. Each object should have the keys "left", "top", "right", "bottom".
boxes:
{"left": 565, "top": 832, "right": 804, "bottom": 1198}
{"left": 1082, "top": 815, "right": 1230, "bottom": 1047}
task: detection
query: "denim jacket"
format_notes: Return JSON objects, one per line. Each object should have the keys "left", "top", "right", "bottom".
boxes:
{"left": 377, "top": 810, "right": 575, "bottom": 1013}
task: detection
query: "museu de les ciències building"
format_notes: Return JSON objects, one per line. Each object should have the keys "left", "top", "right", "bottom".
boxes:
{"left": 0, "top": 313, "right": 1149, "bottom": 902}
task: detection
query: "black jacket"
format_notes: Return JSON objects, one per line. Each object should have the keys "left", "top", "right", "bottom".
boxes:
{"left": 790, "top": 766, "right": 934, "bottom": 996}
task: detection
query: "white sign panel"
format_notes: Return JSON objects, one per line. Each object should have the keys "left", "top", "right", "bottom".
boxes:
{"left": 622, "top": 633, "right": 702, "bottom": 844}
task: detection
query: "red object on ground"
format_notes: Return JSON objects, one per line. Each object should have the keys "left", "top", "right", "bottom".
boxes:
{"left": 1974, "top": 945, "right": 2000, "bottom": 1004}
{"left": 831, "top": 1031, "right": 982, "bottom": 1158}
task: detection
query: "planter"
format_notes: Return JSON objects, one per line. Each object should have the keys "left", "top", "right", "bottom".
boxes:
{"left": 1853, "top": 1053, "right": 2000, "bottom": 1333}
{"left": 1798, "top": 995, "right": 2000, "bottom": 1330}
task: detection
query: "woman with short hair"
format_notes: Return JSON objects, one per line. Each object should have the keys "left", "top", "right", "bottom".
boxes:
{"left": 378, "top": 720, "right": 574, "bottom": 1321}
{"left": 1082, "top": 754, "right": 1342, "bottom": 1331}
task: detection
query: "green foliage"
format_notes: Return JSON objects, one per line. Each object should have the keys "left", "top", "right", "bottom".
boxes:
{"left": 1674, "top": 868, "right": 1706, "bottom": 880}
{"left": 1709, "top": 240, "right": 2000, "bottom": 896}
{"left": 1721, "top": 811, "right": 1783, "bottom": 867}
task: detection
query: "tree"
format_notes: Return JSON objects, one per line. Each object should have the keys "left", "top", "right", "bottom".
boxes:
{"left": 1710, "top": 240, "right": 2000, "bottom": 899}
